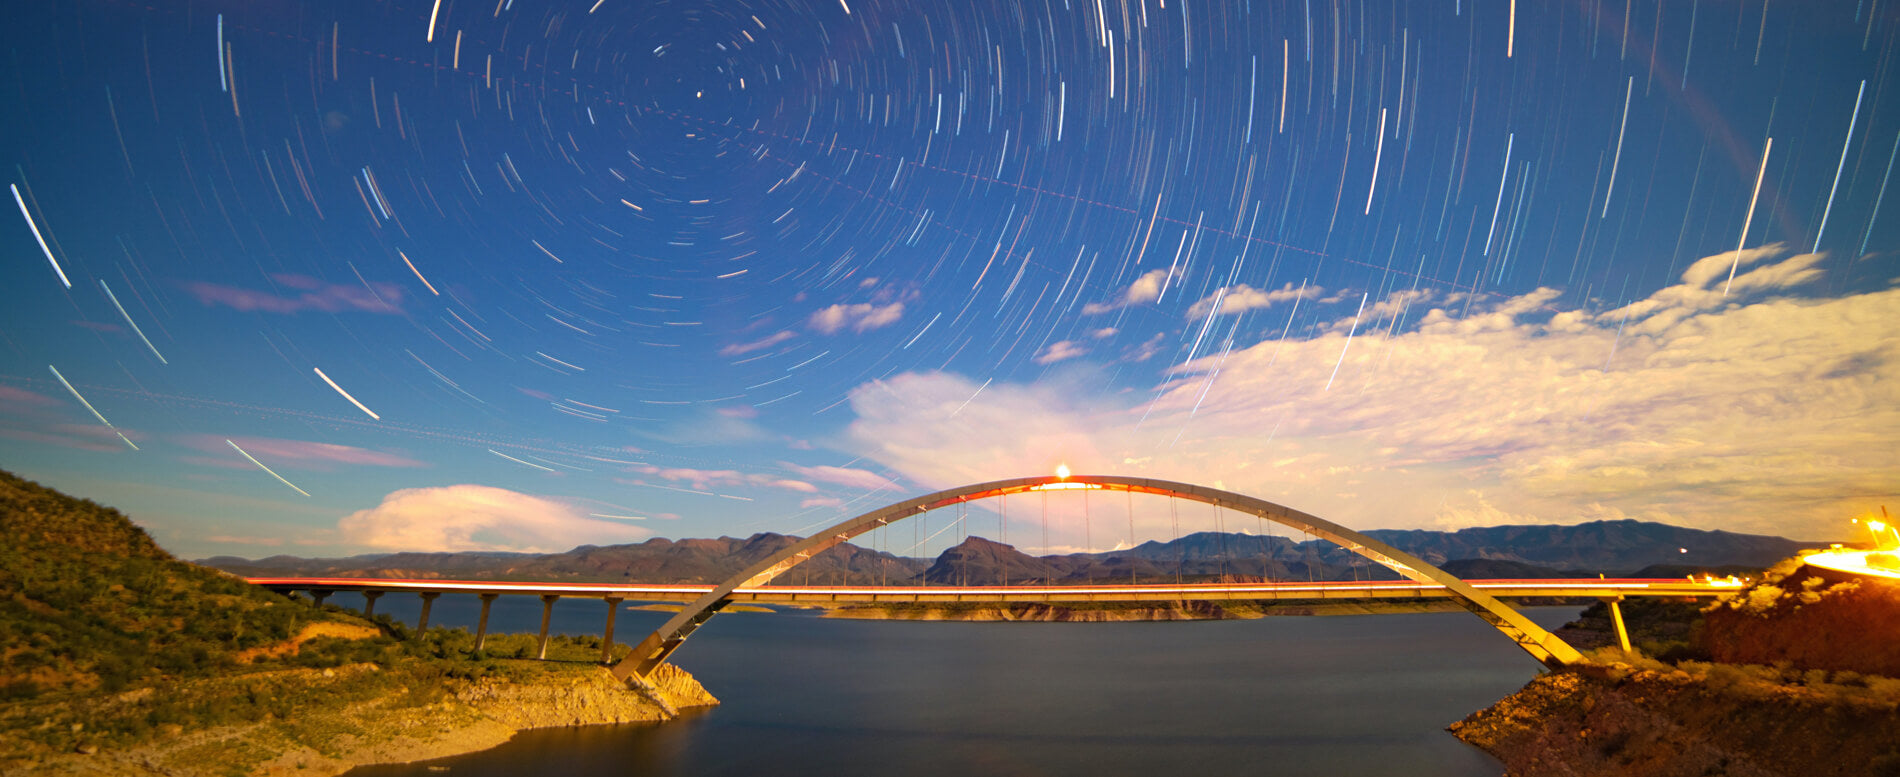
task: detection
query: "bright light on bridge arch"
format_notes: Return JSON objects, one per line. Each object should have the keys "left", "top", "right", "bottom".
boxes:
{"left": 1055, "top": 464, "right": 1071, "bottom": 480}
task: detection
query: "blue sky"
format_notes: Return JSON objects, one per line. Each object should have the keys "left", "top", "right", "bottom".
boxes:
{"left": 2, "top": 0, "right": 1895, "bottom": 559}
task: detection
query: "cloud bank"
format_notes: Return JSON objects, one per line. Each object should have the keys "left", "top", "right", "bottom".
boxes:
{"left": 338, "top": 485, "right": 649, "bottom": 552}
{"left": 843, "top": 246, "right": 1898, "bottom": 541}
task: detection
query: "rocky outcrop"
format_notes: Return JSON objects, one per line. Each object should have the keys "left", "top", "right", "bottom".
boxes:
{"left": 1701, "top": 560, "right": 1900, "bottom": 677}
{"left": 455, "top": 663, "right": 715, "bottom": 729}
{"left": 1451, "top": 663, "right": 1900, "bottom": 777}
{"left": 1456, "top": 554, "right": 1900, "bottom": 777}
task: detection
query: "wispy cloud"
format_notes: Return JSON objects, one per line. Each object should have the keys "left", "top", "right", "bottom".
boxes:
{"left": 842, "top": 247, "right": 1897, "bottom": 541}
{"left": 719, "top": 330, "right": 796, "bottom": 356}
{"left": 810, "top": 302, "right": 904, "bottom": 334}
{"left": 0, "top": 423, "right": 142, "bottom": 453}
{"left": 623, "top": 464, "right": 817, "bottom": 494}
{"left": 178, "top": 434, "right": 424, "bottom": 470}
{"left": 0, "top": 385, "right": 58, "bottom": 407}
{"left": 784, "top": 463, "right": 899, "bottom": 491}
{"left": 185, "top": 274, "right": 403, "bottom": 315}
{"left": 338, "top": 485, "right": 648, "bottom": 552}
{"left": 1035, "top": 340, "right": 1089, "bottom": 364}
{"left": 1187, "top": 281, "right": 1321, "bottom": 319}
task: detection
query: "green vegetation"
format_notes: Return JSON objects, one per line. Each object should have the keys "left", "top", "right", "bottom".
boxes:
{"left": 0, "top": 470, "right": 330, "bottom": 698}
{"left": 3, "top": 621, "right": 634, "bottom": 761}
{"left": 0, "top": 470, "right": 673, "bottom": 773}
{"left": 1578, "top": 646, "right": 1900, "bottom": 705}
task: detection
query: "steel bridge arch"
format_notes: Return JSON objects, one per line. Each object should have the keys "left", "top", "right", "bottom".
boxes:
{"left": 612, "top": 475, "right": 1583, "bottom": 682}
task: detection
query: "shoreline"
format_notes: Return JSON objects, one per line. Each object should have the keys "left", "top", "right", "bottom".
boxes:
{"left": 2, "top": 661, "right": 716, "bottom": 777}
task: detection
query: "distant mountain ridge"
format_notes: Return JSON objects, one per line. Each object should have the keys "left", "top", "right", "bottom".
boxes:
{"left": 203, "top": 519, "right": 1830, "bottom": 586}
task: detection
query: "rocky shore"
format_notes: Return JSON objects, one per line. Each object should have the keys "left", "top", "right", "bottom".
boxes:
{"left": 7, "top": 662, "right": 716, "bottom": 777}
{"left": 1453, "top": 557, "right": 1900, "bottom": 776}
{"left": 1450, "top": 661, "right": 1899, "bottom": 777}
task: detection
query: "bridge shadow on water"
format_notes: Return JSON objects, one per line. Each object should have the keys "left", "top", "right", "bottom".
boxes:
{"left": 345, "top": 605, "right": 1579, "bottom": 777}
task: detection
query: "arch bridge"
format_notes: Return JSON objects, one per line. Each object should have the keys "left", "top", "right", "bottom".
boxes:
{"left": 611, "top": 475, "right": 1590, "bottom": 682}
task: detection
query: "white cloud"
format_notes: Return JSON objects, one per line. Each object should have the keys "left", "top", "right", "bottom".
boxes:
{"left": 338, "top": 485, "right": 649, "bottom": 553}
{"left": 841, "top": 247, "right": 1899, "bottom": 542}
{"left": 1083, "top": 269, "right": 1169, "bottom": 314}
{"left": 810, "top": 302, "right": 905, "bottom": 334}
{"left": 844, "top": 371, "right": 1118, "bottom": 489}
{"left": 1035, "top": 340, "right": 1088, "bottom": 364}
{"left": 1187, "top": 281, "right": 1321, "bottom": 319}
{"left": 719, "top": 330, "right": 796, "bottom": 356}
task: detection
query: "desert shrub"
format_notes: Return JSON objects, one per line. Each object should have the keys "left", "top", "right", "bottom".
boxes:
{"left": 0, "top": 678, "right": 40, "bottom": 700}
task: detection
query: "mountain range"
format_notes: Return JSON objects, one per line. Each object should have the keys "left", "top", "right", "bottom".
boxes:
{"left": 202, "top": 519, "right": 1830, "bottom": 586}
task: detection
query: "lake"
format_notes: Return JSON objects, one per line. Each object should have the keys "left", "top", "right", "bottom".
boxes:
{"left": 347, "top": 595, "right": 1575, "bottom": 777}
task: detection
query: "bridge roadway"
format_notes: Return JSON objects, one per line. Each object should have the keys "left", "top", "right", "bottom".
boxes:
{"left": 250, "top": 575, "right": 1740, "bottom": 663}
{"left": 250, "top": 576, "right": 1740, "bottom": 605}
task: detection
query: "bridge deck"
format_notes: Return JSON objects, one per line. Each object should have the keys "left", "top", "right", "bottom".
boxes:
{"left": 248, "top": 577, "right": 1740, "bottom": 604}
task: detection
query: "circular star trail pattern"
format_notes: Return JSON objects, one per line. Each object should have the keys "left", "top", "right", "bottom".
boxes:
{"left": 0, "top": 1, "right": 1895, "bottom": 554}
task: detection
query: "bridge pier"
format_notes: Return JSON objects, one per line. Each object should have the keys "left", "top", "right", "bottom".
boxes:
{"left": 536, "top": 595, "right": 559, "bottom": 660}
{"left": 601, "top": 597, "right": 623, "bottom": 664}
{"left": 362, "top": 590, "right": 383, "bottom": 617}
{"left": 310, "top": 590, "right": 332, "bottom": 607}
{"left": 417, "top": 592, "right": 441, "bottom": 632}
{"left": 474, "top": 593, "right": 498, "bottom": 651}
{"left": 1604, "top": 596, "right": 1632, "bottom": 653}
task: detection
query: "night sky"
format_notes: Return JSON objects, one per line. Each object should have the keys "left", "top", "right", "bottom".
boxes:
{"left": 2, "top": 1, "right": 1895, "bottom": 559}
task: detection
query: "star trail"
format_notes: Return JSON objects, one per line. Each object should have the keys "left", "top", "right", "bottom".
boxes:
{"left": 1, "top": 1, "right": 1895, "bottom": 556}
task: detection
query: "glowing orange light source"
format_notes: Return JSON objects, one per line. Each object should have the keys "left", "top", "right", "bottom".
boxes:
{"left": 1030, "top": 482, "right": 1101, "bottom": 491}
{"left": 1055, "top": 464, "right": 1071, "bottom": 480}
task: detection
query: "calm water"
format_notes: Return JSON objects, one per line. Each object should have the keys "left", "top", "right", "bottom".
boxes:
{"left": 347, "top": 596, "right": 1575, "bottom": 777}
